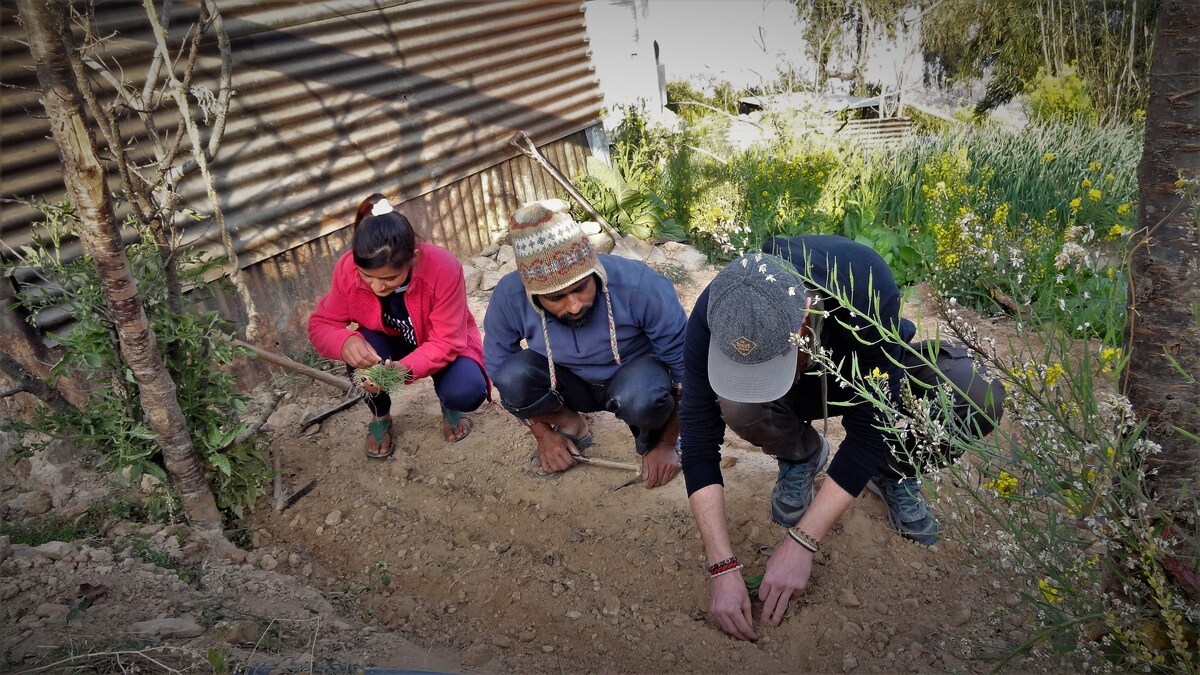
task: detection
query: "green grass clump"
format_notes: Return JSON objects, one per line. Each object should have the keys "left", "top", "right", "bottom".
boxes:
{"left": 352, "top": 363, "right": 410, "bottom": 395}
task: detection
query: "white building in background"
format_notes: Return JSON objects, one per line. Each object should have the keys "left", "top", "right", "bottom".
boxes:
{"left": 582, "top": 0, "right": 1004, "bottom": 126}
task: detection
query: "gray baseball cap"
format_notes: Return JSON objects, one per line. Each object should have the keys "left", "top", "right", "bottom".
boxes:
{"left": 707, "top": 253, "right": 810, "bottom": 402}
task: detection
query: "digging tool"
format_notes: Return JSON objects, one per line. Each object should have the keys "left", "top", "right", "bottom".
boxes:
{"left": 570, "top": 454, "right": 641, "bottom": 472}
{"left": 568, "top": 453, "right": 645, "bottom": 491}
{"left": 232, "top": 338, "right": 350, "bottom": 392}
{"left": 273, "top": 444, "right": 317, "bottom": 512}
{"left": 508, "top": 130, "right": 642, "bottom": 261}
{"left": 299, "top": 394, "right": 364, "bottom": 433}
{"left": 610, "top": 473, "right": 646, "bottom": 492}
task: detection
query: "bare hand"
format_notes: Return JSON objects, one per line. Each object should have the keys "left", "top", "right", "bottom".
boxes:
{"left": 641, "top": 444, "right": 680, "bottom": 489}
{"left": 758, "top": 537, "right": 814, "bottom": 626}
{"left": 710, "top": 571, "right": 758, "bottom": 641}
{"left": 341, "top": 335, "right": 380, "bottom": 369}
{"left": 530, "top": 424, "right": 579, "bottom": 474}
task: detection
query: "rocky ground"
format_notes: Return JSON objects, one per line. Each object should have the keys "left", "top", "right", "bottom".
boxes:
{"left": 0, "top": 239, "right": 1055, "bottom": 673}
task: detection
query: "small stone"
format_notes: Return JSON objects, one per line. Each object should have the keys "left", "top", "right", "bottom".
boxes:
{"left": 36, "top": 603, "right": 70, "bottom": 618}
{"left": 566, "top": 610, "right": 582, "bottom": 619}
{"left": 601, "top": 594, "right": 620, "bottom": 617}
{"left": 0, "top": 536, "right": 11, "bottom": 564}
{"left": 35, "top": 541, "right": 76, "bottom": 561}
{"left": 463, "top": 643, "right": 494, "bottom": 667}
{"left": 325, "top": 510, "right": 343, "bottom": 526}
{"left": 838, "top": 588, "right": 861, "bottom": 608}
{"left": 842, "top": 652, "right": 859, "bottom": 672}
{"left": 541, "top": 645, "right": 554, "bottom": 654}
{"left": 567, "top": 531, "right": 584, "bottom": 543}
{"left": 16, "top": 491, "right": 53, "bottom": 515}
{"left": 492, "top": 635, "right": 512, "bottom": 648}
{"left": 259, "top": 554, "right": 278, "bottom": 571}
{"left": 251, "top": 530, "right": 272, "bottom": 548}
{"left": 517, "top": 630, "right": 536, "bottom": 643}
{"left": 949, "top": 605, "right": 972, "bottom": 627}
{"left": 222, "top": 619, "right": 259, "bottom": 644}
{"left": 901, "top": 598, "right": 920, "bottom": 613}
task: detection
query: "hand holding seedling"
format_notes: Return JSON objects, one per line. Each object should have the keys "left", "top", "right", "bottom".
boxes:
{"left": 353, "top": 362, "right": 411, "bottom": 396}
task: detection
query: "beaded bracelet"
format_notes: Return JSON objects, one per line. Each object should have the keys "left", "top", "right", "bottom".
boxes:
{"left": 706, "top": 557, "right": 738, "bottom": 575}
{"left": 709, "top": 564, "right": 743, "bottom": 579}
{"left": 787, "top": 527, "right": 820, "bottom": 553}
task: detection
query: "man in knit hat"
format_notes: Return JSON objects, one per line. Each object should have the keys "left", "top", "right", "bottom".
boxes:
{"left": 680, "top": 235, "right": 1005, "bottom": 640}
{"left": 483, "top": 199, "right": 688, "bottom": 488}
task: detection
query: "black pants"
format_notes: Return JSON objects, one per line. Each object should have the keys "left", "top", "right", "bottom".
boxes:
{"left": 718, "top": 340, "right": 1005, "bottom": 479}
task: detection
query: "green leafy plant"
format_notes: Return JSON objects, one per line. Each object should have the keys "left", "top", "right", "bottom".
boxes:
{"left": 576, "top": 154, "right": 684, "bottom": 241}
{"left": 2, "top": 200, "right": 271, "bottom": 521}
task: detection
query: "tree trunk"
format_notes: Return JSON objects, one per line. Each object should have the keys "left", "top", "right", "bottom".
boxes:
{"left": 18, "top": 0, "right": 231, "bottom": 548}
{"left": 1127, "top": 0, "right": 1200, "bottom": 511}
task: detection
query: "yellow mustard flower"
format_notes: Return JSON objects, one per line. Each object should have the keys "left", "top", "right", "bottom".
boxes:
{"left": 1039, "top": 579, "right": 1063, "bottom": 604}
{"left": 1042, "top": 152, "right": 1056, "bottom": 162}
{"left": 1069, "top": 198, "right": 1082, "bottom": 212}
{"left": 1107, "top": 224, "right": 1127, "bottom": 239}
{"left": 1088, "top": 162, "right": 1102, "bottom": 172}
{"left": 1045, "top": 363, "right": 1065, "bottom": 387}
{"left": 1088, "top": 189, "right": 1102, "bottom": 201}
{"left": 1106, "top": 445, "right": 1116, "bottom": 461}
{"left": 1100, "top": 346, "right": 1123, "bottom": 372}
{"left": 1105, "top": 173, "right": 1115, "bottom": 182}
{"left": 1081, "top": 178, "right": 1092, "bottom": 188}
{"left": 982, "top": 470, "right": 1019, "bottom": 497}
{"left": 1116, "top": 203, "right": 1131, "bottom": 216}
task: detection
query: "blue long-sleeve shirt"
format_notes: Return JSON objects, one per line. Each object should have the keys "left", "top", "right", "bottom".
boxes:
{"left": 483, "top": 254, "right": 687, "bottom": 385}
{"left": 680, "top": 235, "right": 914, "bottom": 497}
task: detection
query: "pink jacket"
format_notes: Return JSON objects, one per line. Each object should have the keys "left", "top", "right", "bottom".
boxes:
{"left": 308, "top": 243, "right": 486, "bottom": 383}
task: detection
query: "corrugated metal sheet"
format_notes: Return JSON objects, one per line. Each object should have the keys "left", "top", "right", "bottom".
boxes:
{"left": 1, "top": 0, "right": 602, "bottom": 339}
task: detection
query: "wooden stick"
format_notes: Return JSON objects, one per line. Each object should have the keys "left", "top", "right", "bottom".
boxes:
{"left": 232, "top": 338, "right": 350, "bottom": 392}
{"left": 508, "top": 130, "right": 642, "bottom": 260}
{"left": 573, "top": 455, "right": 641, "bottom": 472}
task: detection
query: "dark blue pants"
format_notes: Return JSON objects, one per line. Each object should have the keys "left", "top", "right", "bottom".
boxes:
{"left": 352, "top": 327, "right": 487, "bottom": 417}
{"left": 491, "top": 351, "right": 674, "bottom": 454}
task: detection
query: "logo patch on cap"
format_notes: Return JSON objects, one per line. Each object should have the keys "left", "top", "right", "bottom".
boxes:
{"left": 731, "top": 336, "right": 756, "bottom": 356}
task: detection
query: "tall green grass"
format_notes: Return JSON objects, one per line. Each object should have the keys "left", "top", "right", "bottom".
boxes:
{"left": 636, "top": 114, "right": 1140, "bottom": 342}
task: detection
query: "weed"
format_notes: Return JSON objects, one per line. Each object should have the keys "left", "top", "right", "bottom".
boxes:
{"left": 3, "top": 200, "right": 272, "bottom": 523}
{"left": 0, "top": 496, "right": 134, "bottom": 546}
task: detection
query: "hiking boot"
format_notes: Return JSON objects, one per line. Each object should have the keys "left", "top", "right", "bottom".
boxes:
{"left": 866, "top": 476, "right": 940, "bottom": 545}
{"left": 770, "top": 434, "right": 830, "bottom": 527}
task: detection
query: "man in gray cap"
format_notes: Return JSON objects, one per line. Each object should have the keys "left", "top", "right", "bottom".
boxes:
{"left": 679, "top": 234, "right": 1004, "bottom": 641}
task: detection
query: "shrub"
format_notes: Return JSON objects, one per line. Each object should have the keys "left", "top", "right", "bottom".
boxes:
{"left": 3, "top": 201, "right": 271, "bottom": 521}
{"left": 1026, "top": 65, "right": 1097, "bottom": 125}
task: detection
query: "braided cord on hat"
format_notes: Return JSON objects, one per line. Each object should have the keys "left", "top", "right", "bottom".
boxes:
{"left": 602, "top": 285, "right": 622, "bottom": 366}
{"left": 540, "top": 313, "right": 558, "bottom": 391}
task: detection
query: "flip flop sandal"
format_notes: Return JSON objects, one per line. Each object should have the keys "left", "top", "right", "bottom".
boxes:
{"left": 557, "top": 429, "right": 594, "bottom": 452}
{"left": 364, "top": 417, "right": 394, "bottom": 459}
{"left": 440, "top": 405, "right": 473, "bottom": 443}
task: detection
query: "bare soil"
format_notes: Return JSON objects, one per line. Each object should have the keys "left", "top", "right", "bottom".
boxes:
{"left": 0, "top": 267, "right": 1050, "bottom": 673}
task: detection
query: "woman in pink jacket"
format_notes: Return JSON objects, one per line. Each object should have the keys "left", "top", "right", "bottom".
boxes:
{"left": 308, "top": 193, "right": 488, "bottom": 458}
